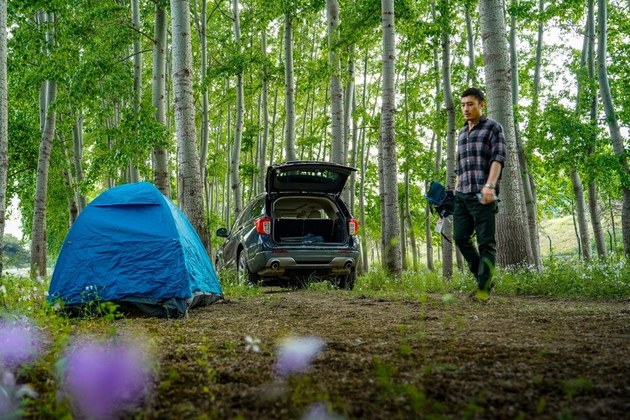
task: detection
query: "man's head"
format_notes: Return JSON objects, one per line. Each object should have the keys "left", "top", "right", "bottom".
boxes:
{"left": 460, "top": 87, "right": 485, "bottom": 124}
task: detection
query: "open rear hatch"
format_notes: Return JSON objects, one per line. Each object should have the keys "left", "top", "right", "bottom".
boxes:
{"left": 266, "top": 161, "right": 356, "bottom": 196}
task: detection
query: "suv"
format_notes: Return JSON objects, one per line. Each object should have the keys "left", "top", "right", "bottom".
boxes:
{"left": 215, "top": 161, "right": 360, "bottom": 289}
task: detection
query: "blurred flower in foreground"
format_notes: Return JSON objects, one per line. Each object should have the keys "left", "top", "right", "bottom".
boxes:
{"left": 59, "top": 340, "right": 153, "bottom": 420}
{"left": 0, "top": 370, "right": 37, "bottom": 419}
{"left": 275, "top": 336, "right": 325, "bottom": 378}
{"left": 0, "top": 318, "right": 42, "bottom": 370}
{"left": 302, "top": 402, "right": 345, "bottom": 420}
{"left": 245, "top": 335, "right": 261, "bottom": 353}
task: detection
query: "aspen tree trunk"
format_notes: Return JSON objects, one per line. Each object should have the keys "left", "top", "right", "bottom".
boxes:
{"left": 195, "top": 0, "right": 209, "bottom": 186}
{"left": 465, "top": 3, "right": 476, "bottom": 86}
{"left": 402, "top": 49, "right": 418, "bottom": 270}
{"left": 597, "top": 0, "right": 630, "bottom": 255}
{"left": 479, "top": 0, "right": 533, "bottom": 266}
{"left": 151, "top": 2, "right": 171, "bottom": 197}
{"left": 344, "top": 48, "right": 356, "bottom": 207}
{"left": 0, "top": 0, "right": 8, "bottom": 275}
{"left": 509, "top": 0, "right": 541, "bottom": 268}
{"left": 128, "top": 0, "right": 141, "bottom": 183}
{"left": 170, "top": 0, "right": 209, "bottom": 249}
{"left": 380, "top": 0, "right": 402, "bottom": 274}
{"left": 152, "top": 4, "right": 170, "bottom": 196}
{"left": 30, "top": 12, "right": 56, "bottom": 278}
{"left": 586, "top": 0, "right": 606, "bottom": 257}
{"left": 71, "top": 114, "right": 86, "bottom": 211}
{"left": 571, "top": 170, "right": 592, "bottom": 259}
{"left": 231, "top": 0, "right": 243, "bottom": 215}
{"left": 327, "top": 0, "right": 344, "bottom": 164}
{"left": 284, "top": 12, "right": 296, "bottom": 161}
{"left": 359, "top": 47, "right": 369, "bottom": 273}
{"left": 258, "top": 29, "right": 269, "bottom": 193}
{"left": 440, "top": 0, "right": 456, "bottom": 278}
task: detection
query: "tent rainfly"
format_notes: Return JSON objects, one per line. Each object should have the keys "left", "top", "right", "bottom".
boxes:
{"left": 48, "top": 182, "right": 223, "bottom": 317}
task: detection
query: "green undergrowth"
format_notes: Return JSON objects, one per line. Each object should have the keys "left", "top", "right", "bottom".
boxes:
{"left": 353, "top": 255, "right": 630, "bottom": 300}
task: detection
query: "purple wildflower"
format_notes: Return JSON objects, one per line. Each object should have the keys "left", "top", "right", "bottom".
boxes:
{"left": 274, "top": 336, "right": 325, "bottom": 378}
{"left": 60, "top": 340, "right": 153, "bottom": 419}
{"left": 0, "top": 318, "right": 42, "bottom": 370}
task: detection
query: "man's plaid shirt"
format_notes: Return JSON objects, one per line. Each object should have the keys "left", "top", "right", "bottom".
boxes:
{"left": 455, "top": 116, "right": 506, "bottom": 194}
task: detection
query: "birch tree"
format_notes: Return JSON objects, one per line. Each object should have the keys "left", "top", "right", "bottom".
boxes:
{"left": 327, "top": 0, "right": 344, "bottom": 164}
{"left": 509, "top": 0, "right": 541, "bottom": 268}
{"left": 31, "top": 11, "right": 57, "bottom": 277}
{"left": 152, "top": 3, "right": 170, "bottom": 196}
{"left": 170, "top": 0, "right": 209, "bottom": 248}
{"left": 478, "top": 0, "right": 533, "bottom": 266}
{"left": 0, "top": 0, "right": 7, "bottom": 274}
{"left": 597, "top": 0, "right": 630, "bottom": 255}
{"left": 284, "top": 10, "right": 296, "bottom": 161}
{"left": 231, "top": 0, "right": 243, "bottom": 215}
{"left": 380, "top": 0, "right": 402, "bottom": 274}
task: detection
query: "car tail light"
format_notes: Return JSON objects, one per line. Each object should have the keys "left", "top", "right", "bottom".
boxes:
{"left": 348, "top": 218, "right": 359, "bottom": 236}
{"left": 255, "top": 217, "right": 272, "bottom": 235}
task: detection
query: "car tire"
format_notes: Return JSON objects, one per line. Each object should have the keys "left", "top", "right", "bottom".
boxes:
{"left": 237, "top": 249, "right": 260, "bottom": 285}
{"left": 334, "top": 269, "right": 355, "bottom": 290}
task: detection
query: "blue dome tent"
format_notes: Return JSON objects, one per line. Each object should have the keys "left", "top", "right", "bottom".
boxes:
{"left": 48, "top": 182, "right": 223, "bottom": 317}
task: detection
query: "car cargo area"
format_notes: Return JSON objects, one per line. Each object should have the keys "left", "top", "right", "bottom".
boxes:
{"left": 272, "top": 196, "right": 346, "bottom": 243}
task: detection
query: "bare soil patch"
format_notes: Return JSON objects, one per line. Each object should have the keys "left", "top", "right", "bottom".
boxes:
{"left": 115, "top": 289, "right": 630, "bottom": 419}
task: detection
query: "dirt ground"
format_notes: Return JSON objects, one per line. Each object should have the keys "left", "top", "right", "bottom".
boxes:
{"left": 113, "top": 289, "right": 630, "bottom": 419}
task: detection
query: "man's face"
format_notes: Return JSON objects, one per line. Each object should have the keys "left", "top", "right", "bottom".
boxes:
{"left": 460, "top": 95, "right": 484, "bottom": 122}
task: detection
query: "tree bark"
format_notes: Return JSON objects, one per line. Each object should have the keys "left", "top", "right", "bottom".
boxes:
{"left": 170, "top": 0, "right": 209, "bottom": 249}
{"left": 440, "top": 0, "right": 456, "bottom": 278}
{"left": 380, "top": 0, "right": 402, "bottom": 274}
{"left": 571, "top": 170, "right": 592, "bottom": 259}
{"left": 284, "top": 12, "right": 296, "bottom": 161}
{"left": 327, "top": 0, "right": 344, "bottom": 165}
{"left": 71, "top": 113, "right": 86, "bottom": 211}
{"left": 359, "top": 47, "right": 369, "bottom": 273}
{"left": 231, "top": 0, "right": 243, "bottom": 215}
{"left": 152, "top": 4, "right": 170, "bottom": 196}
{"left": 128, "top": 0, "right": 142, "bottom": 183}
{"left": 509, "top": 0, "right": 541, "bottom": 268}
{"left": 151, "top": 2, "right": 171, "bottom": 197}
{"left": 0, "top": 0, "right": 8, "bottom": 275}
{"left": 479, "top": 0, "right": 533, "bottom": 267}
{"left": 586, "top": 0, "right": 606, "bottom": 257}
{"left": 465, "top": 3, "right": 477, "bottom": 86}
{"left": 258, "top": 29, "right": 269, "bottom": 194}
{"left": 597, "top": 0, "right": 630, "bottom": 255}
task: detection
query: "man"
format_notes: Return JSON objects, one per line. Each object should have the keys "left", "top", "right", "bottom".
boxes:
{"left": 454, "top": 87, "right": 506, "bottom": 294}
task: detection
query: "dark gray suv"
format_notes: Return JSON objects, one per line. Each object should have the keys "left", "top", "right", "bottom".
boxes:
{"left": 215, "top": 161, "right": 360, "bottom": 289}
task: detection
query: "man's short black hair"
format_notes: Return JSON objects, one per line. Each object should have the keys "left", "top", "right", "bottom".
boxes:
{"left": 461, "top": 87, "right": 485, "bottom": 103}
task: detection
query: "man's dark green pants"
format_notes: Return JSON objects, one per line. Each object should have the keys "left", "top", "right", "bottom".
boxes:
{"left": 453, "top": 191, "right": 497, "bottom": 291}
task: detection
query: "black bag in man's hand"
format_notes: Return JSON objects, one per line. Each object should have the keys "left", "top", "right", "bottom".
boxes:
{"left": 425, "top": 181, "right": 455, "bottom": 218}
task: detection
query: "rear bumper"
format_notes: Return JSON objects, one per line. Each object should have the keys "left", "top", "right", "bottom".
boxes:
{"left": 250, "top": 248, "right": 359, "bottom": 277}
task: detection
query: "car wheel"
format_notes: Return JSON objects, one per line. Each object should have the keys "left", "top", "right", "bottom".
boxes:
{"left": 334, "top": 269, "right": 356, "bottom": 290}
{"left": 237, "top": 250, "right": 259, "bottom": 285}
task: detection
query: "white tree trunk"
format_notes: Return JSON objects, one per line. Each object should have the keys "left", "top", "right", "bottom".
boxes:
{"left": 31, "top": 79, "right": 57, "bottom": 278}
{"left": 597, "top": 0, "right": 630, "bottom": 255}
{"left": 440, "top": 0, "right": 456, "bottom": 279}
{"left": 72, "top": 114, "right": 86, "bottom": 211}
{"left": 231, "top": 0, "right": 243, "bottom": 215}
{"left": 128, "top": 0, "right": 142, "bottom": 183}
{"left": 465, "top": 4, "right": 477, "bottom": 86}
{"left": 327, "top": 0, "right": 344, "bottom": 164}
{"left": 152, "top": 4, "right": 170, "bottom": 196}
{"left": 380, "top": 0, "right": 402, "bottom": 274}
{"left": 0, "top": 0, "right": 8, "bottom": 274}
{"left": 479, "top": 0, "right": 533, "bottom": 267}
{"left": 258, "top": 29, "right": 269, "bottom": 194}
{"left": 509, "top": 0, "right": 541, "bottom": 268}
{"left": 571, "top": 170, "right": 592, "bottom": 259}
{"left": 170, "top": 0, "right": 209, "bottom": 248}
{"left": 284, "top": 12, "right": 296, "bottom": 161}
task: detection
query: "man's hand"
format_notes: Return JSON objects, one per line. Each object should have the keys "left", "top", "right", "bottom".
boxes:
{"left": 480, "top": 186, "right": 496, "bottom": 205}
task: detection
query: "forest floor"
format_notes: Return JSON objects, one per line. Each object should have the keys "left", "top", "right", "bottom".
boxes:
{"left": 108, "top": 289, "right": 630, "bottom": 419}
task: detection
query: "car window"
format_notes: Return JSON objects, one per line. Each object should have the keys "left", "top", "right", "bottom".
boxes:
{"left": 251, "top": 198, "right": 265, "bottom": 218}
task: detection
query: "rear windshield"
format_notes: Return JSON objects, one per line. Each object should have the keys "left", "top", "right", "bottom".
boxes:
{"left": 274, "top": 169, "right": 341, "bottom": 191}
